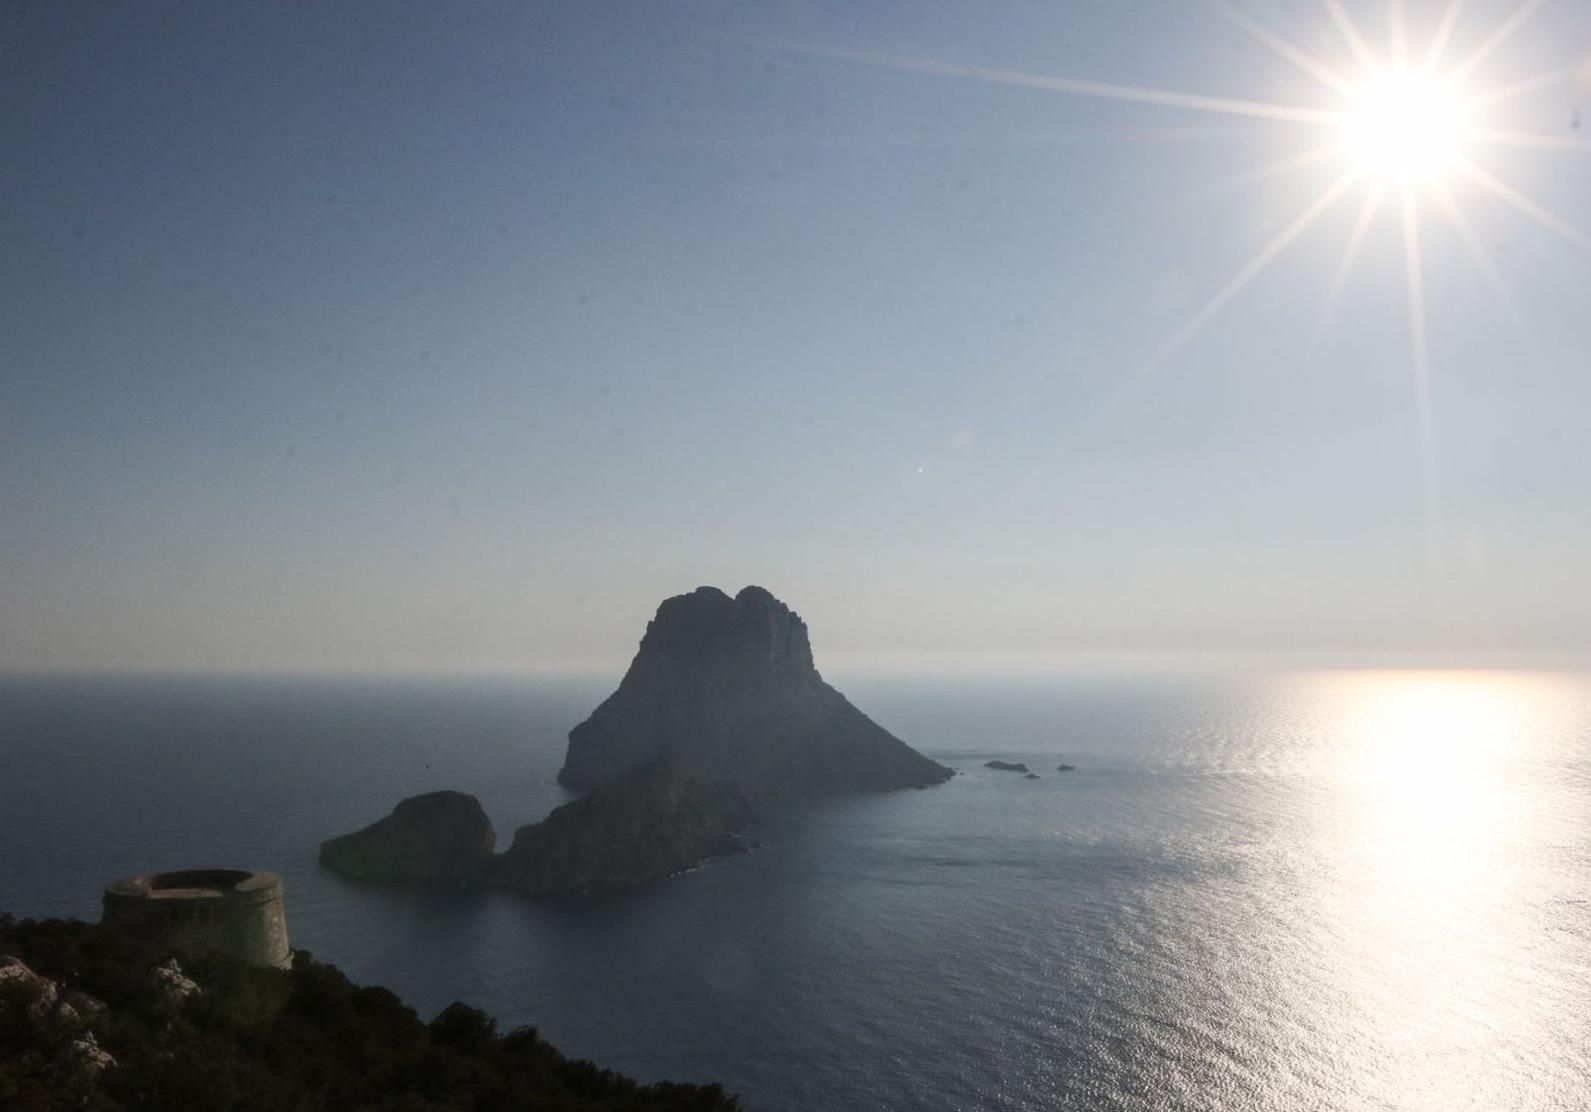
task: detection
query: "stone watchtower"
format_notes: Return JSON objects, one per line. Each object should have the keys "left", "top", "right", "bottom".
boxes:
{"left": 101, "top": 869, "right": 291, "bottom": 970}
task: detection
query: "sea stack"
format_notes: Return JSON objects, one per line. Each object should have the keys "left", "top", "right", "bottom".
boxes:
{"left": 321, "top": 586, "right": 952, "bottom": 896}
{"left": 559, "top": 585, "right": 953, "bottom": 798}
{"left": 318, "top": 791, "right": 496, "bottom": 884}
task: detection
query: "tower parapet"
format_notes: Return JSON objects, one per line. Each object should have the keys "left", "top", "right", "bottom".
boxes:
{"left": 101, "top": 869, "right": 290, "bottom": 970}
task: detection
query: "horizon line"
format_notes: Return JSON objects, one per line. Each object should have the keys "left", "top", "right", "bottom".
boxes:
{"left": 5, "top": 649, "right": 1589, "bottom": 683}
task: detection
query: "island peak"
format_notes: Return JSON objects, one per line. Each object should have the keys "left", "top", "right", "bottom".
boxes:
{"left": 559, "top": 585, "right": 950, "bottom": 797}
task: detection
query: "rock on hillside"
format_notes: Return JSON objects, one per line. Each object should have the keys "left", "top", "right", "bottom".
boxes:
{"left": 319, "top": 791, "right": 495, "bottom": 884}
{"left": 559, "top": 586, "right": 952, "bottom": 798}
{"left": 0, "top": 915, "right": 741, "bottom": 1110}
{"left": 0, "top": 954, "right": 117, "bottom": 1078}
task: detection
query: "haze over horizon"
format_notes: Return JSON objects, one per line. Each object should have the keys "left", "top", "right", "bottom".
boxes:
{"left": 6, "top": 2, "right": 1591, "bottom": 675}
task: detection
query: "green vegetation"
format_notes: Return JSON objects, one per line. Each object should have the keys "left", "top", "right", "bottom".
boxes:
{"left": 0, "top": 913, "right": 740, "bottom": 1111}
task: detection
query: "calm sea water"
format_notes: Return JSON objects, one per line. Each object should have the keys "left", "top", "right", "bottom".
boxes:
{"left": 2, "top": 670, "right": 1588, "bottom": 1111}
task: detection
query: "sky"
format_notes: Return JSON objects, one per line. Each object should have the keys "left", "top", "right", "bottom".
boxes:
{"left": 4, "top": 1, "right": 1591, "bottom": 675}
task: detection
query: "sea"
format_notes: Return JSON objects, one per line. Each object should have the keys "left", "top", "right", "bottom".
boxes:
{"left": 2, "top": 669, "right": 1588, "bottom": 1112}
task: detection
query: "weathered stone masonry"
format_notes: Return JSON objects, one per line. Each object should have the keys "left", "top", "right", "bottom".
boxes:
{"left": 101, "top": 869, "right": 290, "bottom": 970}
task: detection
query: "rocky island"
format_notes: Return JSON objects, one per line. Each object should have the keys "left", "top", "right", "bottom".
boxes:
{"left": 492, "top": 769, "right": 752, "bottom": 896}
{"left": 319, "top": 791, "right": 495, "bottom": 883}
{"left": 321, "top": 586, "right": 952, "bottom": 895}
{"left": 559, "top": 586, "right": 952, "bottom": 796}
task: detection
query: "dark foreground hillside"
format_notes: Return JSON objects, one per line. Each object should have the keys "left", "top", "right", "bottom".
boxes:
{"left": 0, "top": 913, "right": 740, "bottom": 1112}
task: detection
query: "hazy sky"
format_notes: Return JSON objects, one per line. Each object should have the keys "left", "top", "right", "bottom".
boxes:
{"left": 5, "top": 1, "right": 1591, "bottom": 674}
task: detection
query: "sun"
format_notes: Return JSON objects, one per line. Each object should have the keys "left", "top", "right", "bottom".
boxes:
{"left": 1341, "top": 70, "right": 1470, "bottom": 184}
{"left": 793, "top": 2, "right": 1588, "bottom": 580}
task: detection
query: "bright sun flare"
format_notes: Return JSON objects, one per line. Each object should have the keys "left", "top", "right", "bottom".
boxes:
{"left": 805, "top": 2, "right": 1588, "bottom": 582}
{"left": 1342, "top": 71, "right": 1470, "bottom": 183}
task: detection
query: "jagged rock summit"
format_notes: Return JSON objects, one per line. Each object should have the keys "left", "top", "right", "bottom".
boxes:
{"left": 559, "top": 585, "right": 952, "bottom": 798}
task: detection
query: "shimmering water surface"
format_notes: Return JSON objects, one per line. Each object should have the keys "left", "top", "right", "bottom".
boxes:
{"left": 2, "top": 670, "right": 1588, "bottom": 1111}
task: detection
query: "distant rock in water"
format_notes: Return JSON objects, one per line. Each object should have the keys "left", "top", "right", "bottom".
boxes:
{"left": 984, "top": 761, "right": 1030, "bottom": 773}
{"left": 324, "top": 586, "right": 952, "bottom": 897}
{"left": 1057, "top": 763, "right": 1077, "bottom": 772}
{"left": 319, "top": 791, "right": 495, "bottom": 883}
{"left": 1023, "top": 773, "right": 1041, "bottom": 779}
{"left": 559, "top": 586, "right": 953, "bottom": 798}
{"left": 492, "top": 768, "right": 752, "bottom": 896}
{"left": 324, "top": 776, "right": 751, "bottom": 897}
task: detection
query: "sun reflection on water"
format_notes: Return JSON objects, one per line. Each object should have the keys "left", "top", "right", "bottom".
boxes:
{"left": 1291, "top": 670, "right": 1585, "bottom": 1112}
{"left": 1341, "top": 671, "right": 1526, "bottom": 837}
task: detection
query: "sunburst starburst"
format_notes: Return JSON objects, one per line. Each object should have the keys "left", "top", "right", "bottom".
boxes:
{"left": 781, "top": 0, "right": 1589, "bottom": 585}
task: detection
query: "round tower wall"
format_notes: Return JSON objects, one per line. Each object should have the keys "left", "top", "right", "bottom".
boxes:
{"left": 101, "top": 869, "right": 291, "bottom": 970}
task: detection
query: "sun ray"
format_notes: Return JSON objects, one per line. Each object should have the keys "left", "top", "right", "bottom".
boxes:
{"left": 1451, "top": 0, "right": 1546, "bottom": 82}
{"left": 1321, "top": 180, "right": 1388, "bottom": 328}
{"left": 1469, "top": 127, "right": 1591, "bottom": 154}
{"left": 1430, "top": 183, "right": 1522, "bottom": 324}
{"left": 1400, "top": 186, "right": 1445, "bottom": 585}
{"left": 1072, "top": 173, "right": 1358, "bottom": 433}
{"left": 781, "top": 43, "right": 1342, "bottom": 125}
{"left": 1189, "top": 144, "right": 1343, "bottom": 202}
{"left": 1209, "top": 1, "right": 1354, "bottom": 94}
{"left": 1326, "top": 1, "right": 1380, "bottom": 73}
{"left": 1470, "top": 67, "right": 1575, "bottom": 107}
{"left": 1390, "top": 0, "right": 1408, "bottom": 69}
{"left": 1423, "top": 0, "right": 1467, "bottom": 74}
{"left": 1456, "top": 158, "right": 1591, "bottom": 250}
{"left": 1121, "top": 124, "right": 1284, "bottom": 144}
{"left": 1143, "top": 174, "right": 1358, "bottom": 370}
{"left": 773, "top": 5, "right": 1591, "bottom": 483}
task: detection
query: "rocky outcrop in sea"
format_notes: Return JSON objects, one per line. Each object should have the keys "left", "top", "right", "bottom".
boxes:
{"left": 318, "top": 791, "right": 495, "bottom": 883}
{"left": 491, "top": 769, "right": 752, "bottom": 896}
{"left": 561, "top": 585, "right": 952, "bottom": 797}
{"left": 321, "top": 586, "right": 952, "bottom": 896}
